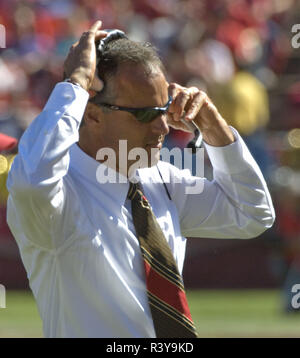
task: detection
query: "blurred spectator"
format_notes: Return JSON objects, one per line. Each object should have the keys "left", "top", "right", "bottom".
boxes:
{"left": 211, "top": 69, "right": 272, "bottom": 176}
{"left": 0, "top": 134, "right": 17, "bottom": 265}
{"left": 0, "top": 133, "right": 17, "bottom": 152}
{"left": 0, "top": 133, "right": 17, "bottom": 204}
{"left": 185, "top": 37, "right": 273, "bottom": 177}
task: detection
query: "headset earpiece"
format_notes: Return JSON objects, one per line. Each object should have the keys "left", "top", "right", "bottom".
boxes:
{"left": 96, "top": 29, "right": 128, "bottom": 61}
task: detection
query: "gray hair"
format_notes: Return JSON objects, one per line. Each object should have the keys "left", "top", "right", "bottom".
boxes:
{"left": 95, "top": 38, "right": 166, "bottom": 103}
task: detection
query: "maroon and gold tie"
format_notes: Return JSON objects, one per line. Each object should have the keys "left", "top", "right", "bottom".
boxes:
{"left": 127, "top": 182, "right": 198, "bottom": 338}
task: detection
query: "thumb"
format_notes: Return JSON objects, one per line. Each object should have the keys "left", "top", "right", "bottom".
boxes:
{"left": 90, "top": 73, "right": 104, "bottom": 92}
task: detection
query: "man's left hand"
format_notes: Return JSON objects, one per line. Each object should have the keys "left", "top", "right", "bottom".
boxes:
{"left": 167, "top": 83, "right": 235, "bottom": 146}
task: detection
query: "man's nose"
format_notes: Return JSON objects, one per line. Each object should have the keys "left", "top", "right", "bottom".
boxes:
{"left": 150, "top": 113, "right": 169, "bottom": 135}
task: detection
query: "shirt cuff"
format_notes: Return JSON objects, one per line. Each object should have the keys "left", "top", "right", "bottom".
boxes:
{"left": 204, "top": 126, "right": 258, "bottom": 175}
{"left": 44, "top": 82, "right": 89, "bottom": 124}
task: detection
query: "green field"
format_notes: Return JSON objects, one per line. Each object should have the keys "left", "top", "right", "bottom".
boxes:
{"left": 0, "top": 289, "right": 300, "bottom": 338}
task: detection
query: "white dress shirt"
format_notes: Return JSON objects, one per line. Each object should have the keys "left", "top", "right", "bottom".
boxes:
{"left": 6, "top": 82, "right": 275, "bottom": 338}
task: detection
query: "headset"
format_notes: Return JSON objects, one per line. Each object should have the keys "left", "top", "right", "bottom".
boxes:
{"left": 96, "top": 29, "right": 128, "bottom": 64}
{"left": 96, "top": 29, "right": 202, "bottom": 151}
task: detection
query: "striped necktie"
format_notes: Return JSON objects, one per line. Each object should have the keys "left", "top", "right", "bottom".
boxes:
{"left": 127, "top": 181, "right": 198, "bottom": 338}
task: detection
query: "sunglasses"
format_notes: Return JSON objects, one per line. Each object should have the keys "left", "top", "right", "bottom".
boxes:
{"left": 90, "top": 96, "right": 173, "bottom": 123}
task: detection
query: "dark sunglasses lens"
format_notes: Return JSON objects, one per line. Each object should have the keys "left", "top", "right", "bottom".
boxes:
{"left": 135, "top": 109, "right": 165, "bottom": 123}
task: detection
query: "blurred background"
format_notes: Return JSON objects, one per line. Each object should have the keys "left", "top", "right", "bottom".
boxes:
{"left": 0, "top": 0, "right": 300, "bottom": 337}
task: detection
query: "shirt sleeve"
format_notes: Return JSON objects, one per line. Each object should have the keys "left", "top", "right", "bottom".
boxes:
{"left": 161, "top": 127, "right": 275, "bottom": 239}
{"left": 7, "top": 82, "right": 89, "bottom": 248}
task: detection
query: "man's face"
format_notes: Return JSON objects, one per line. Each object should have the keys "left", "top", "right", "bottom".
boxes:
{"left": 92, "top": 63, "right": 170, "bottom": 174}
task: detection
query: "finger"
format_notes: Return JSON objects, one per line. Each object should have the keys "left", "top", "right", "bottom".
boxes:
{"left": 172, "top": 90, "right": 190, "bottom": 121}
{"left": 95, "top": 30, "right": 108, "bottom": 41}
{"left": 168, "top": 83, "right": 177, "bottom": 100}
{"left": 89, "top": 20, "right": 102, "bottom": 33}
{"left": 167, "top": 113, "right": 193, "bottom": 133}
{"left": 166, "top": 112, "right": 178, "bottom": 128}
{"left": 78, "top": 31, "right": 107, "bottom": 48}
{"left": 168, "top": 83, "right": 183, "bottom": 116}
{"left": 69, "top": 41, "right": 79, "bottom": 51}
{"left": 79, "top": 21, "right": 105, "bottom": 44}
{"left": 185, "top": 91, "right": 207, "bottom": 121}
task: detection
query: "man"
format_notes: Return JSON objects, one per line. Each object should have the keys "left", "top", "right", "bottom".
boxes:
{"left": 6, "top": 21, "right": 275, "bottom": 338}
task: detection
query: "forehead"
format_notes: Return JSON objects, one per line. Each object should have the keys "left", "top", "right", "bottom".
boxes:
{"left": 114, "top": 63, "right": 168, "bottom": 106}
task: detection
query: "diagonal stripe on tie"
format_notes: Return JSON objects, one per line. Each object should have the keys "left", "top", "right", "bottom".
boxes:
{"left": 148, "top": 291, "right": 197, "bottom": 333}
{"left": 141, "top": 245, "right": 184, "bottom": 290}
{"left": 128, "top": 182, "right": 198, "bottom": 338}
{"left": 143, "top": 259, "right": 192, "bottom": 320}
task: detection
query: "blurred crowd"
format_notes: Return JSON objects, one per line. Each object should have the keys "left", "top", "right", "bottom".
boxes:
{"left": 0, "top": 0, "right": 300, "bottom": 305}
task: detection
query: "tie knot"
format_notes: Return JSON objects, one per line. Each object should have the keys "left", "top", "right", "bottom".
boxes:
{"left": 127, "top": 182, "right": 149, "bottom": 206}
{"left": 127, "top": 182, "right": 138, "bottom": 200}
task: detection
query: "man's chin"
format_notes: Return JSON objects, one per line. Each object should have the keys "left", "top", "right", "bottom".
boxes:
{"left": 127, "top": 147, "right": 160, "bottom": 173}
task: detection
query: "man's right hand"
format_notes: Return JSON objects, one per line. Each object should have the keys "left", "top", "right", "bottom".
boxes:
{"left": 63, "top": 20, "right": 107, "bottom": 92}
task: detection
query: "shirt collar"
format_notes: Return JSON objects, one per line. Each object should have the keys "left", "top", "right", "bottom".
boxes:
{"left": 69, "top": 143, "right": 130, "bottom": 206}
